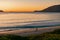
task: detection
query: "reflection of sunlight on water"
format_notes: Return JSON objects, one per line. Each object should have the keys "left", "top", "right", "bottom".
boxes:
{"left": 0, "top": 13, "right": 60, "bottom": 27}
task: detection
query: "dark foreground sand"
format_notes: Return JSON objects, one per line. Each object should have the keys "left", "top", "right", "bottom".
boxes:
{"left": 0, "top": 26, "right": 60, "bottom": 36}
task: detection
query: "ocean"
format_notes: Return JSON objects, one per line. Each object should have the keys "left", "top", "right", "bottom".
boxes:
{"left": 0, "top": 12, "right": 60, "bottom": 31}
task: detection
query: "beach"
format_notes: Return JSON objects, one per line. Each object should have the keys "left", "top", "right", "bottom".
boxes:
{"left": 0, "top": 26, "right": 60, "bottom": 36}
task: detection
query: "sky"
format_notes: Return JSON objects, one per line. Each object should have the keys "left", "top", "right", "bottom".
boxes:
{"left": 0, "top": 0, "right": 60, "bottom": 12}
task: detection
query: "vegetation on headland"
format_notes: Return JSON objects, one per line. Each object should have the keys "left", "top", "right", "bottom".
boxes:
{"left": 0, "top": 29, "right": 60, "bottom": 40}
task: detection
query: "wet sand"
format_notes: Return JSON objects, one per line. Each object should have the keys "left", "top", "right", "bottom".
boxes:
{"left": 0, "top": 26, "right": 60, "bottom": 36}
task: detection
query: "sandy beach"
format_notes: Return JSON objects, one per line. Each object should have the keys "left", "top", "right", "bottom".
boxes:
{"left": 0, "top": 26, "right": 60, "bottom": 36}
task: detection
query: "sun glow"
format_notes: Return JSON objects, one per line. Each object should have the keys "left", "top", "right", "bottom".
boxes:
{"left": 0, "top": 1, "right": 15, "bottom": 11}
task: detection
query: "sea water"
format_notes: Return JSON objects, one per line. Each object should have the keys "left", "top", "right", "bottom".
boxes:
{"left": 0, "top": 12, "right": 60, "bottom": 31}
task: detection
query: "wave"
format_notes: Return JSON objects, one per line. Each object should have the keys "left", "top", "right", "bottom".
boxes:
{"left": 0, "top": 20, "right": 60, "bottom": 29}
{"left": 0, "top": 20, "right": 60, "bottom": 32}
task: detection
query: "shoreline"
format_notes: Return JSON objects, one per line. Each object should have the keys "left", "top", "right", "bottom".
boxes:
{"left": 0, "top": 26, "right": 60, "bottom": 36}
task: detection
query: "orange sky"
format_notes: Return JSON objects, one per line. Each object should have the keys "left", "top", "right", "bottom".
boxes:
{"left": 0, "top": 0, "right": 60, "bottom": 12}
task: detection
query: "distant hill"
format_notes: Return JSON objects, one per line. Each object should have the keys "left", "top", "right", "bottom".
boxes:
{"left": 42, "top": 5, "right": 60, "bottom": 12}
{"left": 0, "top": 10, "right": 4, "bottom": 12}
{"left": 34, "top": 5, "right": 60, "bottom": 12}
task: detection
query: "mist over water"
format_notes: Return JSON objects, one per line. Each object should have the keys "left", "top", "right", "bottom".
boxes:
{"left": 0, "top": 12, "right": 60, "bottom": 30}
